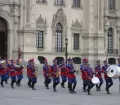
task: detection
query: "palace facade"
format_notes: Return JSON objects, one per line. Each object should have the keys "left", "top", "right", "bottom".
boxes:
{"left": 0, "top": 0, "right": 120, "bottom": 67}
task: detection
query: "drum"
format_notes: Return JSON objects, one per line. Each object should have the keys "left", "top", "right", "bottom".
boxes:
{"left": 92, "top": 77, "right": 100, "bottom": 85}
{"left": 107, "top": 65, "right": 120, "bottom": 79}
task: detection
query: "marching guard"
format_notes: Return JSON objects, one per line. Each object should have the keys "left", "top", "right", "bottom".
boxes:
{"left": 60, "top": 59, "right": 67, "bottom": 88}
{"left": 80, "top": 58, "right": 88, "bottom": 92}
{"left": 102, "top": 60, "right": 113, "bottom": 94}
{"left": 29, "top": 59, "right": 38, "bottom": 90}
{"left": 9, "top": 60, "right": 17, "bottom": 88}
{"left": 84, "top": 64, "right": 94, "bottom": 95}
{"left": 50, "top": 59, "right": 60, "bottom": 92}
{"left": 16, "top": 59, "right": 24, "bottom": 87}
{"left": 66, "top": 58, "right": 77, "bottom": 94}
{"left": 95, "top": 60, "right": 103, "bottom": 91}
{"left": 27, "top": 59, "right": 32, "bottom": 87}
{"left": 43, "top": 59, "right": 51, "bottom": 89}
{"left": 0, "top": 60, "right": 7, "bottom": 87}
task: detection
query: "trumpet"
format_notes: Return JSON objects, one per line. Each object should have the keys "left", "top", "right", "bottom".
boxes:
{"left": 34, "top": 70, "right": 39, "bottom": 77}
{"left": 56, "top": 71, "right": 60, "bottom": 77}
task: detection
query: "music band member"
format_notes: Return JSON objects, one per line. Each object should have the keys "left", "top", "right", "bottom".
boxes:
{"left": 0, "top": 60, "right": 7, "bottom": 87}
{"left": 16, "top": 59, "right": 24, "bottom": 87}
{"left": 95, "top": 60, "right": 103, "bottom": 91}
{"left": 43, "top": 59, "right": 51, "bottom": 89}
{"left": 84, "top": 64, "right": 94, "bottom": 95}
{"left": 29, "top": 59, "right": 37, "bottom": 90}
{"left": 9, "top": 60, "right": 17, "bottom": 88}
{"left": 102, "top": 60, "right": 113, "bottom": 94}
{"left": 27, "top": 59, "right": 32, "bottom": 87}
{"left": 66, "top": 58, "right": 77, "bottom": 93}
{"left": 80, "top": 58, "right": 88, "bottom": 92}
{"left": 5, "top": 60, "right": 10, "bottom": 84}
{"left": 60, "top": 60, "right": 67, "bottom": 88}
{"left": 51, "top": 59, "right": 60, "bottom": 92}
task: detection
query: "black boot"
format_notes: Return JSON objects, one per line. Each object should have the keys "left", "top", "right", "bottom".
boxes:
{"left": 31, "top": 82, "right": 36, "bottom": 90}
{"left": 69, "top": 83, "right": 73, "bottom": 94}
{"left": 27, "top": 80, "right": 31, "bottom": 88}
{"left": 53, "top": 83, "right": 57, "bottom": 92}
{"left": 1, "top": 80, "right": 4, "bottom": 87}
{"left": 96, "top": 84, "right": 99, "bottom": 91}
{"left": 72, "top": 83, "right": 76, "bottom": 93}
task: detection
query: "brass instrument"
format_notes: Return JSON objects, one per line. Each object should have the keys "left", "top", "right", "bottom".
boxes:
{"left": 56, "top": 66, "right": 60, "bottom": 77}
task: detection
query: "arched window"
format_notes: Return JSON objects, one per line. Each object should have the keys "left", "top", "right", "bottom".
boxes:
{"left": 55, "top": 23, "right": 62, "bottom": 52}
{"left": 108, "top": 28, "right": 113, "bottom": 53}
{"left": 109, "top": 0, "right": 115, "bottom": 10}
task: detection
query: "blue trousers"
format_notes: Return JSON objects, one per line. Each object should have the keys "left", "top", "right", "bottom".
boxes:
{"left": 17, "top": 74, "right": 23, "bottom": 80}
{"left": 1, "top": 75, "right": 6, "bottom": 81}
{"left": 31, "top": 78, "right": 37, "bottom": 83}
{"left": 68, "top": 78, "right": 77, "bottom": 84}
{"left": 52, "top": 77, "right": 60, "bottom": 83}
{"left": 105, "top": 78, "right": 113, "bottom": 89}
{"left": 61, "top": 76, "right": 67, "bottom": 82}
{"left": 10, "top": 76, "right": 16, "bottom": 81}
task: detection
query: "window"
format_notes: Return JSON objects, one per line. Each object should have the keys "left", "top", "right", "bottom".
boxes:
{"left": 55, "top": 0, "right": 63, "bottom": 5}
{"left": 109, "top": 0, "right": 115, "bottom": 10}
{"left": 74, "top": 33, "right": 79, "bottom": 50}
{"left": 36, "top": 0, "right": 47, "bottom": 3}
{"left": 36, "top": 31, "right": 44, "bottom": 48}
{"left": 73, "top": 0, "right": 80, "bottom": 8}
{"left": 108, "top": 28, "right": 113, "bottom": 53}
{"left": 55, "top": 23, "right": 62, "bottom": 52}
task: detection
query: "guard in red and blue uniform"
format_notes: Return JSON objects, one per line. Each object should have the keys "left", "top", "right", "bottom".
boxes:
{"left": 5, "top": 60, "right": 11, "bottom": 84}
{"left": 95, "top": 60, "right": 103, "bottom": 91}
{"left": 84, "top": 64, "right": 94, "bottom": 95}
{"left": 60, "top": 60, "right": 67, "bottom": 88}
{"left": 9, "top": 60, "right": 17, "bottom": 88}
{"left": 102, "top": 60, "right": 113, "bottom": 94}
{"left": 16, "top": 59, "right": 24, "bottom": 87}
{"left": 66, "top": 58, "right": 77, "bottom": 94}
{"left": 0, "top": 60, "right": 7, "bottom": 87}
{"left": 43, "top": 59, "right": 51, "bottom": 89}
{"left": 29, "top": 59, "right": 37, "bottom": 90}
{"left": 27, "top": 59, "right": 32, "bottom": 87}
{"left": 80, "top": 57, "right": 88, "bottom": 92}
{"left": 50, "top": 59, "right": 60, "bottom": 92}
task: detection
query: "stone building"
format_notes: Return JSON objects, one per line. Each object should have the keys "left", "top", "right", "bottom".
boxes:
{"left": 0, "top": 0, "right": 120, "bottom": 66}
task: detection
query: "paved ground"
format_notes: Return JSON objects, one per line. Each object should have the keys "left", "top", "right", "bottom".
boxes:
{"left": 0, "top": 75, "right": 120, "bottom": 105}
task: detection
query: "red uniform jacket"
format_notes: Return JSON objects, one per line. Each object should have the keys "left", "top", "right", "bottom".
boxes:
{"left": 95, "top": 66, "right": 102, "bottom": 78}
{"left": 50, "top": 65, "right": 59, "bottom": 78}
{"left": 43, "top": 65, "right": 51, "bottom": 78}
{"left": 16, "top": 65, "right": 23, "bottom": 75}
{"left": 60, "top": 65, "right": 67, "bottom": 76}
{"left": 29, "top": 66, "right": 36, "bottom": 78}
{"left": 102, "top": 65, "right": 109, "bottom": 79}
{"left": 9, "top": 64, "right": 16, "bottom": 77}
{"left": 84, "top": 70, "right": 92, "bottom": 80}
{"left": 0, "top": 67, "right": 7, "bottom": 75}
{"left": 66, "top": 64, "right": 76, "bottom": 79}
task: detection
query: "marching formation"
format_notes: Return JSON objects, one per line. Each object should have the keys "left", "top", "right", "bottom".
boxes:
{"left": 0, "top": 57, "right": 120, "bottom": 95}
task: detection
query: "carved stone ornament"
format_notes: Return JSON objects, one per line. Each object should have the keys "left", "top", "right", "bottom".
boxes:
{"left": 36, "top": 14, "right": 47, "bottom": 34}
{"left": 52, "top": 8, "right": 67, "bottom": 29}
{"left": 72, "top": 19, "right": 82, "bottom": 29}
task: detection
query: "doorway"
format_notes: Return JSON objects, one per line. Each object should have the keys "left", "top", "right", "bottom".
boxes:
{"left": 0, "top": 17, "right": 8, "bottom": 59}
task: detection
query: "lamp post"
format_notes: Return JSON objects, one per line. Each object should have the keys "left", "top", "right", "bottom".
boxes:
{"left": 65, "top": 37, "right": 68, "bottom": 64}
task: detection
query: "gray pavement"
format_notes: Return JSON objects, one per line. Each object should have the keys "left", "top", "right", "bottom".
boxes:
{"left": 0, "top": 75, "right": 120, "bottom": 105}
